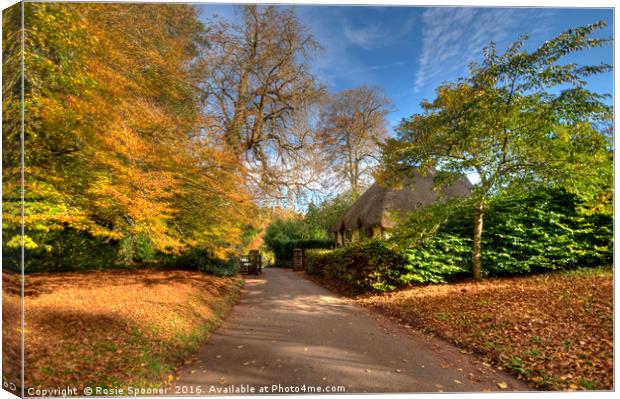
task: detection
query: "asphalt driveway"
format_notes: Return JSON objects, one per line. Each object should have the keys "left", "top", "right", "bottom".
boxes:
{"left": 173, "top": 268, "right": 529, "bottom": 394}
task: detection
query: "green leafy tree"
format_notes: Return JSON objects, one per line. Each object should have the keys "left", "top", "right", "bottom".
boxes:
{"left": 262, "top": 215, "right": 309, "bottom": 249}
{"left": 304, "top": 191, "right": 357, "bottom": 239}
{"left": 382, "top": 21, "right": 612, "bottom": 279}
{"left": 264, "top": 190, "right": 356, "bottom": 244}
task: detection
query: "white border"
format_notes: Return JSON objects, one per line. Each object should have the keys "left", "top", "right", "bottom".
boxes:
{"left": 0, "top": 2, "right": 616, "bottom": 399}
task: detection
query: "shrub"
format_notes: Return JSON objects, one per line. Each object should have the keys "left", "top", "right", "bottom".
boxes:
{"left": 479, "top": 189, "right": 612, "bottom": 275}
{"left": 118, "top": 233, "right": 156, "bottom": 263}
{"left": 401, "top": 234, "right": 471, "bottom": 283}
{"left": 306, "top": 239, "right": 407, "bottom": 293}
{"left": 161, "top": 248, "right": 239, "bottom": 276}
{"left": 305, "top": 187, "right": 612, "bottom": 293}
{"left": 2, "top": 228, "right": 120, "bottom": 273}
{"left": 2, "top": 228, "right": 239, "bottom": 276}
{"left": 393, "top": 187, "right": 612, "bottom": 278}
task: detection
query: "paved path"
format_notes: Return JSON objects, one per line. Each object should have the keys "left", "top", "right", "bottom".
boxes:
{"left": 173, "top": 268, "right": 529, "bottom": 394}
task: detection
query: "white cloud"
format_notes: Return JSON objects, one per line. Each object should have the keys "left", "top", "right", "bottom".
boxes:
{"left": 343, "top": 22, "right": 391, "bottom": 49}
{"left": 413, "top": 7, "right": 552, "bottom": 93}
{"left": 326, "top": 61, "right": 406, "bottom": 80}
{"left": 299, "top": 8, "right": 364, "bottom": 87}
{"left": 342, "top": 12, "right": 417, "bottom": 50}
{"left": 299, "top": 7, "right": 410, "bottom": 88}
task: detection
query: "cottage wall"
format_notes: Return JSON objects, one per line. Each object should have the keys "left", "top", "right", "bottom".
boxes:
{"left": 335, "top": 232, "right": 344, "bottom": 247}
{"left": 351, "top": 229, "right": 360, "bottom": 243}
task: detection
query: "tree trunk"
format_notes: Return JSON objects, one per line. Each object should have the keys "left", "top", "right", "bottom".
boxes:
{"left": 472, "top": 200, "right": 485, "bottom": 280}
{"left": 351, "top": 161, "right": 359, "bottom": 196}
{"left": 227, "top": 71, "right": 249, "bottom": 153}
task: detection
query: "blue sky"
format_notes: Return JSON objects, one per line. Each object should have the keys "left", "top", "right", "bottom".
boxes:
{"left": 198, "top": 4, "right": 614, "bottom": 135}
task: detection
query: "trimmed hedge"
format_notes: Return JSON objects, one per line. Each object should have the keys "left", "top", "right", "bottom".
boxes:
{"left": 305, "top": 188, "right": 612, "bottom": 293}
{"left": 430, "top": 188, "right": 614, "bottom": 276}
{"left": 305, "top": 240, "right": 407, "bottom": 293}
{"left": 266, "top": 238, "right": 334, "bottom": 268}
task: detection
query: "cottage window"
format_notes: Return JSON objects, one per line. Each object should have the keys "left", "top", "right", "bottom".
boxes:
{"left": 365, "top": 227, "right": 373, "bottom": 238}
{"left": 345, "top": 230, "right": 352, "bottom": 242}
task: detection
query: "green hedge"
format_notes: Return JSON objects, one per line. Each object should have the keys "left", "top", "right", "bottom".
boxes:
{"left": 305, "top": 188, "right": 612, "bottom": 293}
{"left": 305, "top": 238, "right": 471, "bottom": 293}
{"left": 306, "top": 240, "right": 407, "bottom": 292}
{"left": 431, "top": 188, "right": 614, "bottom": 276}
{"left": 266, "top": 238, "right": 334, "bottom": 268}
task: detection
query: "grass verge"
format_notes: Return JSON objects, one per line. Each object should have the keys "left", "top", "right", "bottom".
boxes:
{"left": 2, "top": 269, "right": 243, "bottom": 392}
{"left": 357, "top": 267, "right": 613, "bottom": 391}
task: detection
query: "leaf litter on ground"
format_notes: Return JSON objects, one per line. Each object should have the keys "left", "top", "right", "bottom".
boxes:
{"left": 2, "top": 269, "right": 242, "bottom": 390}
{"left": 358, "top": 267, "right": 612, "bottom": 391}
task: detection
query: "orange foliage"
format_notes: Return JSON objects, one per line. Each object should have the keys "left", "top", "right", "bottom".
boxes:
{"left": 3, "top": 3, "right": 259, "bottom": 258}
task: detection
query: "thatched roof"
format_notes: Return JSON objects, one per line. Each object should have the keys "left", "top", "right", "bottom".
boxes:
{"left": 331, "top": 171, "right": 472, "bottom": 232}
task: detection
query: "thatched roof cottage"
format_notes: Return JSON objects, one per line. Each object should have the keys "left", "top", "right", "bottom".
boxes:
{"left": 331, "top": 171, "right": 472, "bottom": 246}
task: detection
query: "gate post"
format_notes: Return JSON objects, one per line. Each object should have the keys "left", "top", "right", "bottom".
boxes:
{"left": 249, "top": 250, "right": 260, "bottom": 274}
{"left": 257, "top": 252, "right": 262, "bottom": 274}
{"left": 293, "top": 248, "right": 303, "bottom": 271}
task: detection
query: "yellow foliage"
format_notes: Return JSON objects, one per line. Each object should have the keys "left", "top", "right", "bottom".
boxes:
{"left": 3, "top": 3, "right": 259, "bottom": 259}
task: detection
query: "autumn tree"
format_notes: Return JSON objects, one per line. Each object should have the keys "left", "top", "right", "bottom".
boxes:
{"left": 3, "top": 2, "right": 259, "bottom": 268}
{"left": 74, "top": 4, "right": 194, "bottom": 255}
{"left": 381, "top": 22, "right": 613, "bottom": 279}
{"left": 2, "top": 2, "right": 108, "bottom": 257}
{"left": 196, "top": 5, "right": 324, "bottom": 202}
{"left": 2, "top": 3, "right": 23, "bottom": 260}
{"left": 318, "top": 85, "right": 392, "bottom": 195}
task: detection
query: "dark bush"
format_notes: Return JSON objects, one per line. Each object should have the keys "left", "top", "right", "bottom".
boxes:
{"left": 118, "top": 233, "right": 156, "bottom": 263}
{"left": 2, "top": 228, "right": 120, "bottom": 273}
{"left": 2, "top": 228, "right": 240, "bottom": 276}
{"left": 159, "top": 248, "right": 239, "bottom": 276}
